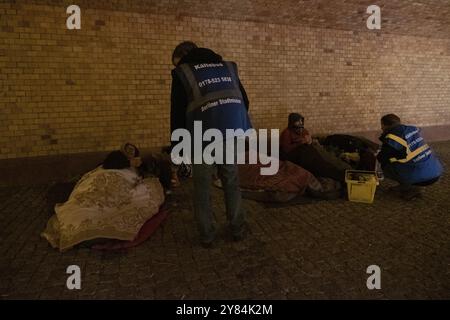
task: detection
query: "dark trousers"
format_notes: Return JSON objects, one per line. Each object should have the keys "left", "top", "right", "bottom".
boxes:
{"left": 382, "top": 164, "right": 440, "bottom": 187}
{"left": 193, "top": 163, "right": 246, "bottom": 243}
{"left": 286, "top": 144, "right": 347, "bottom": 182}
{"left": 382, "top": 164, "right": 410, "bottom": 186}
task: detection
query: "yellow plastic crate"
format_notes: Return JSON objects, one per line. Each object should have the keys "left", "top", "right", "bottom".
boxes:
{"left": 345, "top": 170, "right": 379, "bottom": 204}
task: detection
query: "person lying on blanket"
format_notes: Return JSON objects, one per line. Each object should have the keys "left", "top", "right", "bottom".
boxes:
{"left": 237, "top": 159, "right": 342, "bottom": 202}
{"left": 214, "top": 150, "right": 342, "bottom": 202}
{"left": 280, "top": 113, "right": 351, "bottom": 182}
{"left": 319, "top": 134, "right": 379, "bottom": 171}
{"left": 120, "top": 142, "right": 179, "bottom": 191}
{"left": 41, "top": 147, "right": 165, "bottom": 252}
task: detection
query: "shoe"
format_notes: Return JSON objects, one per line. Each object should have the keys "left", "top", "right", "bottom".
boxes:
{"left": 200, "top": 240, "right": 216, "bottom": 249}
{"left": 232, "top": 232, "right": 246, "bottom": 242}
{"left": 389, "top": 185, "right": 405, "bottom": 193}
{"left": 389, "top": 184, "right": 422, "bottom": 200}
{"left": 200, "top": 234, "right": 216, "bottom": 249}
{"left": 232, "top": 225, "right": 249, "bottom": 242}
{"left": 400, "top": 187, "right": 422, "bottom": 201}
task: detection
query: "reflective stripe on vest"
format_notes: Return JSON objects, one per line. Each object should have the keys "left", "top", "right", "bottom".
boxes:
{"left": 385, "top": 134, "right": 408, "bottom": 149}
{"left": 386, "top": 133, "right": 431, "bottom": 164}
{"left": 177, "top": 62, "right": 244, "bottom": 114}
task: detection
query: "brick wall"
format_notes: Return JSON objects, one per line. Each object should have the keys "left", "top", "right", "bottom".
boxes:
{"left": 1, "top": 1, "right": 450, "bottom": 159}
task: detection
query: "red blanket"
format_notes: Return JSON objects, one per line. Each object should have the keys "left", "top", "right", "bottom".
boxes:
{"left": 91, "top": 207, "right": 169, "bottom": 251}
{"left": 238, "top": 160, "right": 314, "bottom": 194}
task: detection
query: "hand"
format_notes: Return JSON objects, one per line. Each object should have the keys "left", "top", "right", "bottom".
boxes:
{"left": 130, "top": 157, "right": 142, "bottom": 168}
{"left": 171, "top": 171, "right": 180, "bottom": 188}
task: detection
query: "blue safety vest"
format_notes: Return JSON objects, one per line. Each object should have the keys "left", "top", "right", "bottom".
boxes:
{"left": 384, "top": 125, "right": 443, "bottom": 184}
{"left": 174, "top": 61, "right": 252, "bottom": 136}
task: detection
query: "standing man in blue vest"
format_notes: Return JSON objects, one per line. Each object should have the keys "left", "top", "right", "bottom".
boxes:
{"left": 377, "top": 114, "right": 443, "bottom": 200}
{"left": 170, "top": 41, "right": 252, "bottom": 248}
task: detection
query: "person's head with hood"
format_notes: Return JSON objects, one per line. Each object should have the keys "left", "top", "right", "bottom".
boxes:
{"left": 120, "top": 143, "right": 142, "bottom": 168}
{"left": 380, "top": 114, "right": 401, "bottom": 133}
{"left": 172, "top": 41, "right": 198, "bottom": 67}
{"left": 288, "top": 113, "right": 305, "bottom": 134}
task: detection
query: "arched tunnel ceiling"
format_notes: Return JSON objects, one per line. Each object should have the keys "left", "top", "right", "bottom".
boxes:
{"left": 16, "top": 0, "right": 450, "bottom": 39}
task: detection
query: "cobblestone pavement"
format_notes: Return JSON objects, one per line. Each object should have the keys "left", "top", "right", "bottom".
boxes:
{"left": 1, "top": 142, "right": 449, "bottom": 300}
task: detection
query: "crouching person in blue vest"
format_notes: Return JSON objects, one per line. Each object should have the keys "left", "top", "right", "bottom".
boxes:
{"left": 377, "top": 114, "right": 443, "bottom": 200}
{"left": 170, "top": 41, "right": 252, "bottom": 248}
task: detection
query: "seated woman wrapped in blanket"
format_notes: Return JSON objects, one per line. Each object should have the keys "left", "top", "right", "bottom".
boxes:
{"left": 41, "top": 144, "right": 165, "bottom": 251}
{"left": 228, "top": 114, "right": 379, "bottom": 202}
{"left": 280, "top": 113, "right": 352, "bottom": 182}
{"left": 280, "top": 113, "right": 380, "bottom": 181}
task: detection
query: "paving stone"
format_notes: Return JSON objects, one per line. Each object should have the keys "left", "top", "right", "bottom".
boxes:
{"left": 0, "top": 142, "right": 449, "bottom": 299}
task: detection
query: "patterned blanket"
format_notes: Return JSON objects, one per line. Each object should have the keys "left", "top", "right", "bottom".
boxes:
{"left": 41, "top": 167, "right": 164, "bottom": 251}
